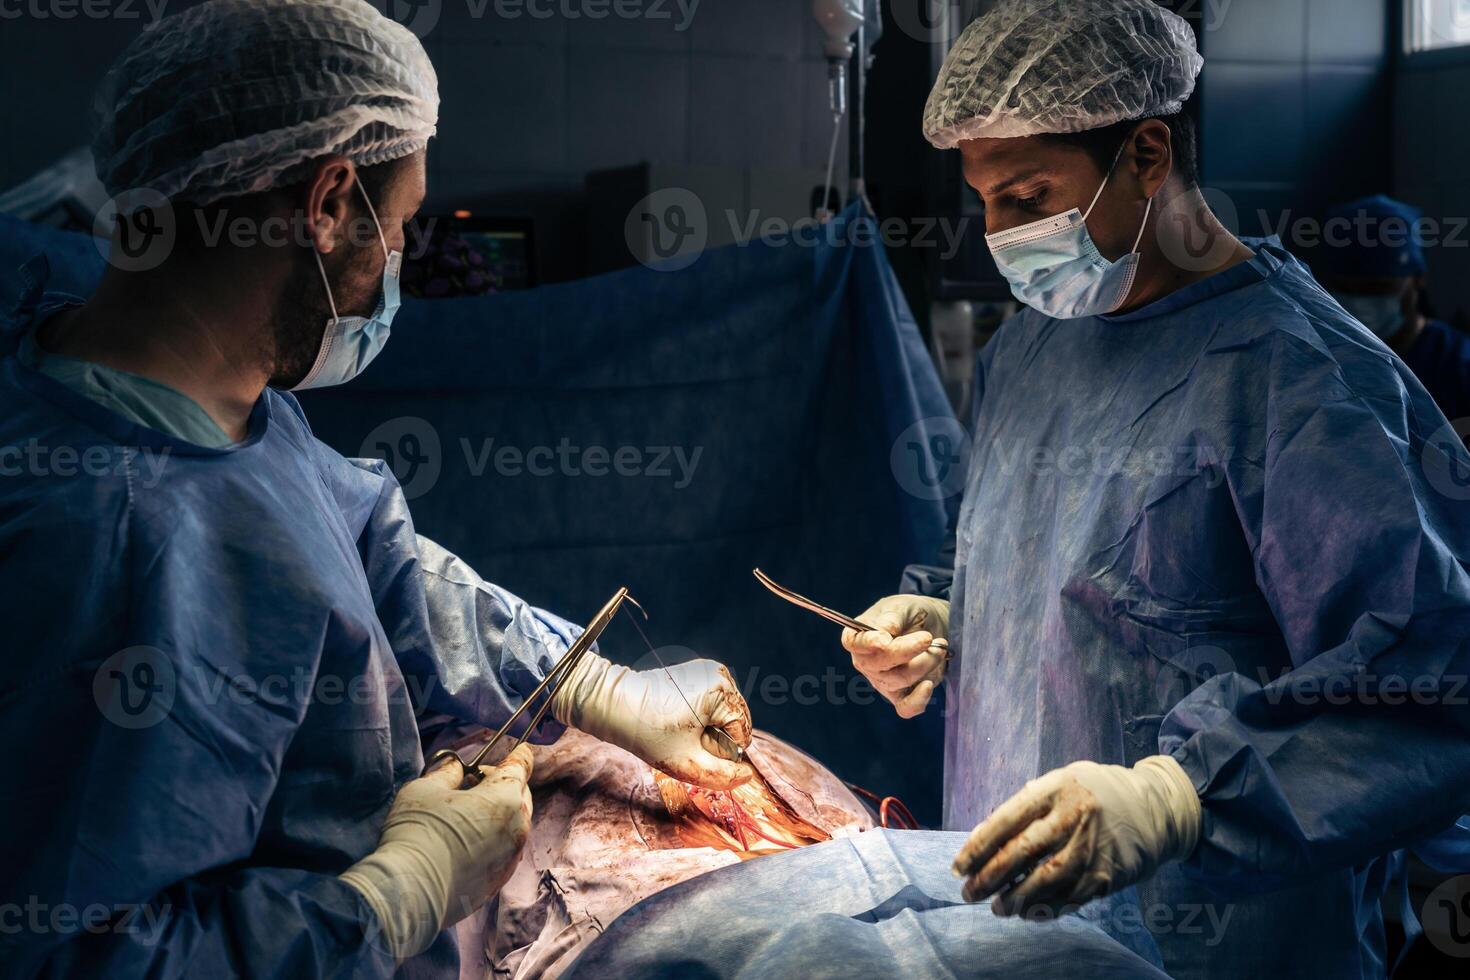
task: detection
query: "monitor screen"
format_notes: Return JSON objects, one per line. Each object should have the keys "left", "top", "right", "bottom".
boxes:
{"left": 402, "top": 215, "right": 536, "bottom": 298}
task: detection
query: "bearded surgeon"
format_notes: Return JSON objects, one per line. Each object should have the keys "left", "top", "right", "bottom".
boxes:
{"left": 0, "top": 1, "right": 753, "bottom": 976}
{"left": 842, "top": 2, "right": 1470, "bottom": 977}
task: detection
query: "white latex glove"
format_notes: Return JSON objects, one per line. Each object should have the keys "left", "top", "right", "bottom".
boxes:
{"left": 340, "top": 745, "right": 534, "bottom": 963}
{"left": 840, "top": 594, "right": 951, "bottom": 718}
{"left": 551, "top": 653, "right": 755, "bottom": 790}
{"left": 953, "top": 756, "right": 1202, "bottom": 917}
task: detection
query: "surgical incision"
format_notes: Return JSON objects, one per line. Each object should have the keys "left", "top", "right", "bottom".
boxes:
{"left": 654, "top": 768, "right": 831, "bottom": 855}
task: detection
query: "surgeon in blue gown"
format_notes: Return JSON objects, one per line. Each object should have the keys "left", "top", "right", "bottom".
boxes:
{"left": 842, "top": 3, "right": 1470, "bottom": 979}
{"left": 0, "top": 2, "right": 753, "bottom": 977}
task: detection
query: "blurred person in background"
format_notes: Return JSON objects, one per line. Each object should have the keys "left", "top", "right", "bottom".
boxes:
{"left": 1318, "top": 194, "right": 1470, "bottom": 424}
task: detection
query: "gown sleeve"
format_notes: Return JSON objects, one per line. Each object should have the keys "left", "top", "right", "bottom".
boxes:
{"left": 1160, "top": 329, "right": 1470, "bottom": 893}
{"left": 343, "top": 456, "right": 583, "bottom": 743}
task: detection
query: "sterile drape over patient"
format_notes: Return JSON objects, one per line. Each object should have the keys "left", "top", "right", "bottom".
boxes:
{"left": 563, "top": 832, "right": 1174, "bottom": 980}
{"left": 450, "top": 727, "right": 1171, "bottom": 980}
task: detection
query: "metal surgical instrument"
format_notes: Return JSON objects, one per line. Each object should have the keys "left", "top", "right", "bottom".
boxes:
{"left": 752, "top": 568, "right": 950, "bottom": 659}
{"left": 753, "top": 568, "right": 877, "bottom": 633}
{"left": 423, "top": 586, "right": 638, "bottom": 789}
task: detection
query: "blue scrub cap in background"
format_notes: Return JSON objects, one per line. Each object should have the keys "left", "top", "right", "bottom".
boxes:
{"left": 1318, "top": 195, "right": 1428, "bottom": 280}
{"left": 91, "top": 0, "right": 439, "bottom": 207}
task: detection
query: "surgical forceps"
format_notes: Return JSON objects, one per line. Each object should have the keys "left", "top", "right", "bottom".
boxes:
{"left": 423, "top": 587, "right": 638, "bottom": 790}
{"left": 424, "top": 585, "right": 748, "bottom": 788}
{"left": 753, "top": 568, "right": 876, "bottom": 632}
{"left": 752, "top": 568, "right": 950, "bottom": 659}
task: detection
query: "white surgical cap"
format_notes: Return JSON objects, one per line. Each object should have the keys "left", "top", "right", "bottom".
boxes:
{"left": 923, "top": 0, "right": 1203, "bottom": 148}
{"left": 92, "top": 0, "right": 439, "bottom": 206}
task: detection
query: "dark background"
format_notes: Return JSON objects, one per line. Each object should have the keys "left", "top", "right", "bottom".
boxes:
{"left": 7, "top": 0, "right": 1460, "bottom": 327}
{"left": 1, "top": 0, "right": 854, "bottom": 286}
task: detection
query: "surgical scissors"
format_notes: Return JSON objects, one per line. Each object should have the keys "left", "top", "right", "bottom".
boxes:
{"left": 423, "top": 586, "right": 639, "bottom": 789}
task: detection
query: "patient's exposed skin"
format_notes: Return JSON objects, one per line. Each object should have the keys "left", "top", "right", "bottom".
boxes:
{"left": 444, "top": 727, "right": 876, "bottom": 980}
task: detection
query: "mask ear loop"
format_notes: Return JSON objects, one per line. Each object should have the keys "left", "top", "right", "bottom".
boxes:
{"left": 312, "top": 250, "right": 341, "bottom": 328}
{"left": 1130, "top": 196, "right": 1155, "bottom": 255}
{"left": 1083, "top": 136, "right": 1157, "bottom": 258}
{"left": 354, "top": 179, "right": 390, "bottom": 261}
{"left": 311, "top": 176, "right": 391, "bottom": 329}
{"left": 1082, "top": 140, "right": 1131, "bottom": 222}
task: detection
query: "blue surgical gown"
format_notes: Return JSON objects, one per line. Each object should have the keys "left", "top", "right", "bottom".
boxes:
{"left": 911, "top": 240, "right": 1470, "bottom": 980}
{"left": 0, "top": 261, "right": 584, "bottom": 978}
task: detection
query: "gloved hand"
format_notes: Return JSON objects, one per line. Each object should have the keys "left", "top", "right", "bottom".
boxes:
{"left": 952, "top": 755, "right": 1202, "bottom": 917}
{"left": 340, "top": 745, "right": 534, "bottom": 963}
{"left": 551, "top": 653, "right": 754, "bottom": 790}
{"left": 840, "top": 594, "right": 951, "bottom": 718}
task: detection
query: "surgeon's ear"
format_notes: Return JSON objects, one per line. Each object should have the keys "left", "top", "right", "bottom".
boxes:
{"left": 1126, "top": 120, "right": 1174, "bottom": 200}
{"left": 302, "top": 156, "right": 359, "bottom": 255}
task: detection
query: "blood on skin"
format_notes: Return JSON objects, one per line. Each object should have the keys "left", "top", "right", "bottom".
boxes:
{"left": 654, "top": 765, "right": 831, "bottom": 857}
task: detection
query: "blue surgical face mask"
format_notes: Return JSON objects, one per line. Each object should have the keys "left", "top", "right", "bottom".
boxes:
{"left": 294, "top": 181, "right": 402, "bottom": 391}
{"left": 1331, "top": 291, "right": 1406, "bottom": 342}
{"left": 985, "top": 146, "right": 1154, "bottom": 320}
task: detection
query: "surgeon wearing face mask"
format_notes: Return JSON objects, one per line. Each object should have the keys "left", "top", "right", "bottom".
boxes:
{"left": 0, "top": 2, "right": 754, "bottom": 977}
{"left": 841, "top": 2, "right": 1470, "bottom": 979}
{"left": 295, "top": 179, "right": 404, "bottom": 391}
{"left": 982, "top": 139, "right": 1159, "bottom": 320}
{"left": 1317, "top": 194, "right": 1470, "bottom": 424}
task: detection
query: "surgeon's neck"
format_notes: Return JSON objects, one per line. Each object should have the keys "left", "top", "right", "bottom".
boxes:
{"left": 35, "top": 252, "right": 279, "bottom": 442}
{"left": 1115, "top": 184, "right": 1255, "bottom": 315}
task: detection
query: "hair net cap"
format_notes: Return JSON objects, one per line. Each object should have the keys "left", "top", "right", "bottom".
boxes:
{"left": 92, "top": 0, "right": 439, "bottom": 207}
{"left": 924, "top": 0, "right": 1204, "bottom": 148}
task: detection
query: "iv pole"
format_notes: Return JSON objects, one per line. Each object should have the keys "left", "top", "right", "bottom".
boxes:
{"left": 813, "top": 0, "right": 867, "bottom": 216}
{"left": 849, "top": 20, "right": 867, "bottom": 204}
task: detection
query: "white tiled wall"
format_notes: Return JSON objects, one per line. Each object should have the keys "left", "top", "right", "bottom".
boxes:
{"left": 1199, "top": 0, "right": 1393, "bottom": 248}
{"left": 0, "top": 0, "right": 848, "bottom": 280}
{"left": 425, "top": 0, "right": 848, "bottom": 211}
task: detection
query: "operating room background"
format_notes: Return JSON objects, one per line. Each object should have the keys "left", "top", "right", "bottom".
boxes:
{"left": 1, "top": 1, "right": 1460, "bottom": 320}
{"left": 2, "top": 0, "right": 1467, "bottom": 826}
